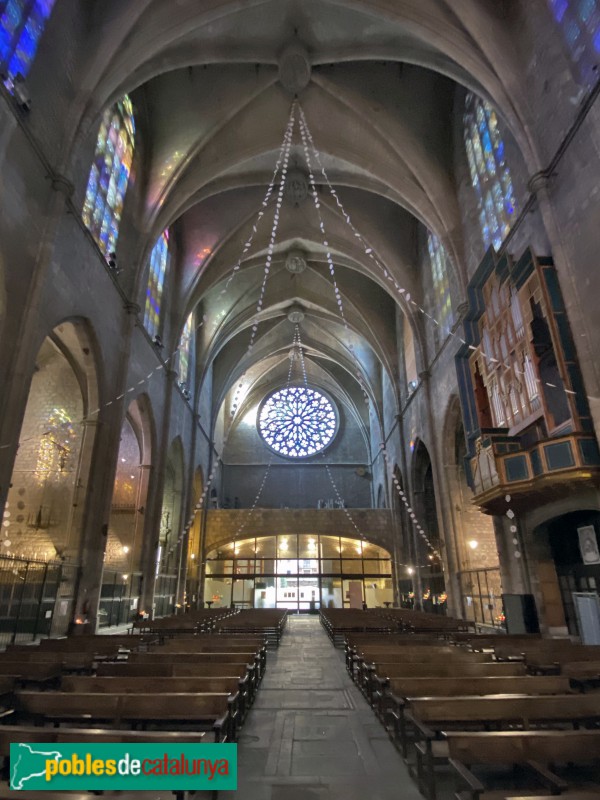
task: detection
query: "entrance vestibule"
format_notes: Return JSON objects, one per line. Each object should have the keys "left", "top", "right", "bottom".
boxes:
{"left": 204, "top": 533, "right": 393, "bottom": 612}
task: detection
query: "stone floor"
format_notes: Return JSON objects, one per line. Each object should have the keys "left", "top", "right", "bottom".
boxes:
{"left": 219, "top": 615, "right": 423, "bottom": 800}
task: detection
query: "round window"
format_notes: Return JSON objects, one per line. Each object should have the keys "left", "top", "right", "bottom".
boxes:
{"left": 258, "top": 386, "right": 337, "bottom": 458}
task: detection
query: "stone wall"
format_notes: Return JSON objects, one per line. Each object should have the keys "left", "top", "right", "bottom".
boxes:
{"left": 204, "top": 509, "right": 395, "bottom": 554}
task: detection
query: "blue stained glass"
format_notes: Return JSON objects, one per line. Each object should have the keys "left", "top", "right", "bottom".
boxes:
{"left": 552, "top": 0, "right": 569, "bottom": 21}
{"left": 549, "top": 0, "right": 600, "bottom": 83}
{"left": 426, "top": 233, "right": 454, "bottom": 340}
{"left": 2, "top": 0, "right": 23, "bottom": 34}
{"left": 0, "top": 30, "right": 11, "bottom": 62}
{"left": 464, "top": 93, "right": 517, "bottom": 252}
{"left": 579, "top": 0, "right": 595, "bottom": 22}
{"left": 259, "top": 387, "right": 337, "bottom": 458}
{"left": 143, "top": 232, "right": 169, "bottom": 338}
{"left": 1, "top": 0, "right": 56, "bottom": 89}
{"left": 82, "top": 96, "right": 135, "bottom": 258}
{"left": 566, "top": 19, "right": 582, "bottom": 44}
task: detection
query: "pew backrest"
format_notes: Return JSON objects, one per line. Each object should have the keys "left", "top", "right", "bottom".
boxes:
{"left": 388, "top": 675, "right": 570, "bottom": 697}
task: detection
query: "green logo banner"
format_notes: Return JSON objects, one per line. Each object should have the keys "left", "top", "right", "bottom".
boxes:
{"left": 10, "top": 742, "right": 237, "bottom": 791}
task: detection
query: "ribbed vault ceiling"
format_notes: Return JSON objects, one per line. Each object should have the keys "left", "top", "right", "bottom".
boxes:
{"left": 61, "top": 0, "right": 535, "bottom": 448}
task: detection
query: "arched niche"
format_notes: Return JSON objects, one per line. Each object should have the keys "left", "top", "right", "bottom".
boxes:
{"left": 2, "top": 320, "right": 99, "bottom": 563}
{"left": 411, "top": 439, "right": 446, "bottom": 605}
{"left": 531, "top": 509, "right": 600, "bottom": 636}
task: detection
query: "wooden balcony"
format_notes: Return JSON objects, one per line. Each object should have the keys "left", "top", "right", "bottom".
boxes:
{"left": 469, "top": 431, "right": 600, "bottom": 513}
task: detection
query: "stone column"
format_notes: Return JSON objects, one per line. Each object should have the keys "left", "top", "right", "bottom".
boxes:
{"left": 420, "top": 370, "right": 462, "bottom": 617}
{"left": 176, "top": 407, "right": 199, "bottom": 609}
{"left": 493, "top": 515, "right": 530, "bottom": 596}
{"left": 139, "top": 368, "right": 176, "bottom": 616}
{"left": 71, "top": 301, "right": 140, "bottom": 632}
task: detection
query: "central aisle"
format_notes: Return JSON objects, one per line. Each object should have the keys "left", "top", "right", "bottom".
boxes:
{"left": 220, "top": 615, "right": 421, "bottom": 800}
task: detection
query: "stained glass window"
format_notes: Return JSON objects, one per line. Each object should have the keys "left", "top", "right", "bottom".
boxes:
{"left": 178, "top": 312, "right": 194, "bottom": 386}
{"left": 143, "top": 231, "right": 169, "bottom": 339}
{"left": 82, "top": 95, "right": 136, "bottom": 258}
{"left": 0, "top": 0, "right": 55, "bottom": 90}
{"left": 548, "top": 0, "right": 600, "bottom": 85}
{"left": 259, "top": 387, "right": 337, "bottom": 458}
{"left": 427, "top": 232, "right": 454, "bottom": 340}
{"left": 463, "top": 93, "right": 517, "bottom": 251}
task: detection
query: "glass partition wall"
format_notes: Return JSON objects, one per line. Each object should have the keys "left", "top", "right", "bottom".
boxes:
{"left": 204, "top": 534, "right": 393, "bottom": 611}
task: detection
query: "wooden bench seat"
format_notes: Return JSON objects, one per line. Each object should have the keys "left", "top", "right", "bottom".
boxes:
{"left": 0, "top": 650, "right": 96, "bottom": 673}
{"left": 96, "top": 661, "right": 248, "bottom": 679}
{"left": 442, "top": 730, "right": 600, "bottom": 800}
{"left": 354, "top": 650, "right": 491, "bottom": 693}
{"left": 155, "top": 640, "right": 267, "bottom": 674}
{"left": 378, "top": 675, "right": 571, "bottom": 718}
{"left": 365, "top": 662, "right": 527, "bottom": 705}
{"left": 61, "top": 675, "right": 251, "bottom": 720}
{"left": 0, "top": 661, "right": 61, "bottom": 686}
{"left": 15, "top": 690, "right": 236, "bottom": 741}
{"left": 128, "top": 650, "right": 264, "bottom": 686}
{"left": 389, "top": 693, "right": 600, "bottom": 760}
{"left": 493, "top": 643, "right": 600, "bottom": 669}
{"left": 375, "top": 662, "right": 525, "bottom": 679}
{"left": 563, "top": 660, "right": 600, "bottom": 692}
{"left": 0, "top": 723, "right": 207, "bottom": 746}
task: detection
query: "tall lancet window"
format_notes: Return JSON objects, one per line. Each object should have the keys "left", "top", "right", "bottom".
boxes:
{"left": 144, "top": 231, "right": 169, "bottom": 339}
{"left": 548, "top": 0, "right": 600, "bottom": 85}
{"left": 0, "top": 0, "right": 56, "bottom": 89}
{"left": 82, "top": 95, "right": 136, "bottom": 258}
{"left": 178, "top": 313, "right": 194, "bottom": 387}
{"left": 463, "top": 93, "right": 517, "bottom": 252}
{"left": 427, "top": 232, "right": 454, "bottom": 341}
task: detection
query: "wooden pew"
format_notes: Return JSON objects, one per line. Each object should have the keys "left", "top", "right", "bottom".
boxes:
{"left": 0, "top": 649, "right": 98, "bottom": 673}
{"left": 128, "top": 650, "right": 263, "bottom": 685}
{"left": 0, "top": 660, "right": 61, "bottom": 687}
{"left": 128, "top": 650, "right": 262, "bottom": 694}
{"left": 15, "top": 690, "right": 236, "bottom": 741}
{"left": 378, "top": 675, "right": 571, "bottom": 720}
{"left": 62, "top": 675, "right": 249, "bottom": 720}
{"left": 156, "top": 639, "right": 267, "bottom": 675}
{"left": 391, "top": 693, "right": 600, "bottom": 761}
{"left": 442, "top": 730, "right": 600, "bottom": 800}
{"left": 96, "top": 661, "right": 248, "bottom": 678}
{"left": 492, "top": 641, "right": 600, "bottom": 670}
{"left": 96, "top": 660, "right": 257, "bottom": 703}
{"left": 563, "top": 660, "right": 600, "bottom": 692}
{"left": 374, "top": 662, "right": 525, "bottom": 679}
{"left": 345, "top": 637, "right": 445, "bottom": 665}
{"left": 33, "top": 635, "right": 157, "bottom": 649}
{"left": 354, "top": 649, "right": 492, "bottom": 695}
{"left": 369, "top": 662, "right": 526, "bottom": 706}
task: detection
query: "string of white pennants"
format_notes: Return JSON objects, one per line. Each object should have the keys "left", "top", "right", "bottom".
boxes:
{"left": 0, "top": 96, "right": 553, "bottom": 573}
{"left": 296, "top": 105, "right": 527, "bottom": 565}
